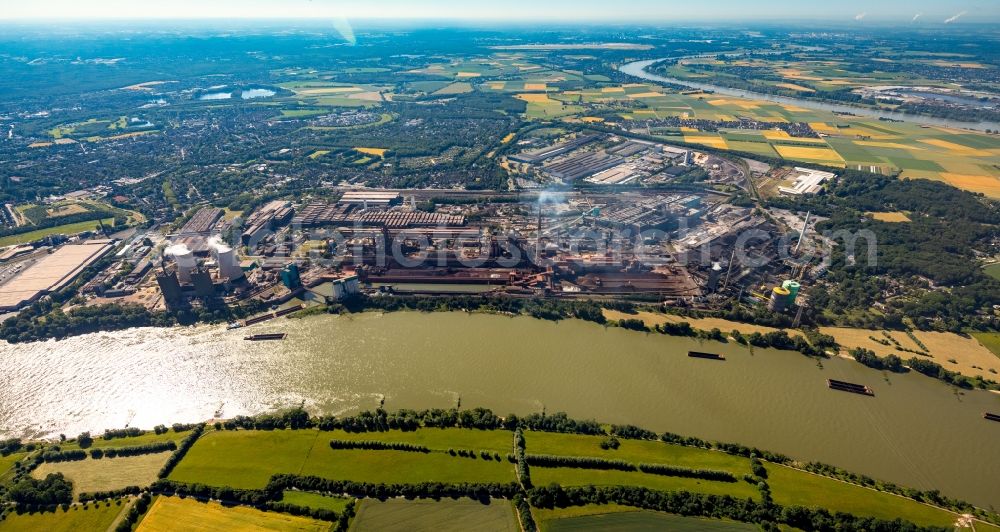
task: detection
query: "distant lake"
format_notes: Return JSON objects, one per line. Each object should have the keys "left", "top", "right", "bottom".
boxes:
{"left": 199, "top": 92, "right": 232, "bottom": 101}
{"left": 241, "top": 88, "right": 275, "bottom": 99}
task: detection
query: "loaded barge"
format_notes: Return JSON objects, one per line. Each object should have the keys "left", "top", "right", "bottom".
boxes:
{"left": 827, "top": 379, "right": 874, "bottom": 396}
{"left": 985, "top": 412, "right": 1000, "bottom": 423}
{"left": 688, "top": 351, "right": 726, "bottom": 361}
{"left": 244, "top": 333, "right": 287, "bottom": 341}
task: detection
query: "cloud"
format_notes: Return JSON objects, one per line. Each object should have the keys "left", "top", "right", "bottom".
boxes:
{"left": 854, "top": 12, "right": 867, "bottom": 21}
{"left": 944, "top": 11, "right": 967, "bottom": 24}
{"left": 912, "top": 12, "right": 922, "bottom": 22}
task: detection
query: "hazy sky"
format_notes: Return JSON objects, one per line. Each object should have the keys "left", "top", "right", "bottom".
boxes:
{"left": 0, "top": 0, "right": 995, "bottom": 23}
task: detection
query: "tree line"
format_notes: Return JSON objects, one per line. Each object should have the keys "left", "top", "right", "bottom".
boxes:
{"left": 157, "top": 424, "right": 205, "bottom": 479}
{"left": 328, "top": 440, "right": 429, "bottom": 453}
{"left": 90, "top": 441, "right": 176, "bottom": 459}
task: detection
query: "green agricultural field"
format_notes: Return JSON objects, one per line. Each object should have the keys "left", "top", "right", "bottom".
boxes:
{"left": 530, "top": 467, "right": 760, "bottom": 499}
{"left": 326, "top": 427, "right": 513, "bottom": 453}
{"left": 973, "top": 332, "right": 1000, "bottom": 359}
{"left": 541, "top": 508, "right": 756, "bottom": 532}
{"left": 61, "top": 429, "right": 186, "bottom": 450}
{"left": 766, "top": 464, "right": 960, "bottom": 527}
{"left": 0, "top": 218, "right": 115, "bottom": 247}
{"left": 348, "top": 498, "right": 518, "bottom": 532}
{"left": 0, "top": 503, "right": 124, "bottom": 532}
{"left": 524, "top": 432, "right": 751, "bottom": 475}
{"left": 32, "top": 453, "right": 171, "bottom": 498}
{"left": 533, "top": 503, "right": 639, "bottom": 531}
{"left": 281, "top": 491, "right": 353, "bottom": 513}
{"left": 169, "top": 429, "right": 516, "bottom": 489}
{"left": 984, "top": 263, "right": 1000, "bottom": 281}
{"left": 136, "top": 496, "right": 328, "bottom": 532}
{"left": 0, "top": 452, "right": 25, "bottom": 481}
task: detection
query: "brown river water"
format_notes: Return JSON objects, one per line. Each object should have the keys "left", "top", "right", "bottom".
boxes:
{"left": 1, "top": 312, "right": 998, "bottom": 507}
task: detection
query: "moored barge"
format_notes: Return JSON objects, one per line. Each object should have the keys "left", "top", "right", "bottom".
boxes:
{"left": 244, "top": 333, "right": 287, "bottom": 341}
{"left": 827, "top": 379, "right": 874, "bottom": 396}
{"left": 688, "top": 351, "right": 726, "bottom": 361}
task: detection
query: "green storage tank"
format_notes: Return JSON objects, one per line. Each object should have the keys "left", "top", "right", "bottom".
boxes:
{"left": 782, "top": 280, "right": 801, "bottom": 304}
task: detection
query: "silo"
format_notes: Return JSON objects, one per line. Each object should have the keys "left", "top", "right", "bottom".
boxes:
{"left": 214, "top": 243, "right": 244, "bottom": 280}
{"left": 781, "top": 280, "right": 801, "bottom": 304}
{"left": 167, "top": 244, "right": 196, "bottom": 284}
{"left": 768, "top": 286, "right": 791, "bottom": 312}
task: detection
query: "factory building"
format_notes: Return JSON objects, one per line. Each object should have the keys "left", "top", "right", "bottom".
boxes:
{"left": 778, "top": 168, "right": 836, "bottom": 196}
{"left": 178, "top": 207, "right": 223, "bottom": 235}
{"left": 338, "top": 191, "right": 401, "bottom": 208}
{"left": 242, "top": 200, "right": 294, "bottom": 245}
{"left": 509, "top": 134, "right": 600, "bottom": 164}
{"left": 543, "top": 151, "right": 621, "bottom": 181}
{"left": 0, "top": 240, "right": 115, "bottom": 312}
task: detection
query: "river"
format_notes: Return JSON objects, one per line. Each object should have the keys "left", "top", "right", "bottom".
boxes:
{"left": 618, "top": 59, "right": 1000, "bottom": 132}
{"left": 1, "top": 312, "right": 998, "bottom": 507}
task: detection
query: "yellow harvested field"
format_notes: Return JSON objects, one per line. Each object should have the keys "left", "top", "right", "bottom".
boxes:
{"left": 601, "top": 87, "right": 625, "bottom": 93}
{"left": 809, "top": 122, "right": 841, "bottom": 134}
{"left": 774, "top": 145, "right": 844, "bottom": 162}
{"left": 918, "top": 138, "right": 992, "bottom": 156}
{"left": 627, "top": 92, "right": 665, "bottom": 99}
{"left": 680, "top": 126, "right": 699, "bottom": 132}
{"left": 516, "top": 93, "right": 552, "bottom": 103}
{"left": 602, "top": 310, "right": 782, "bottom": 335}
{"left": 776, "top": 82, "right": 816, "bottom": 93}
{"left": 489, "top": 82, "right": 506, "bottom": 90}
{"left": 524, "top": 83, "right": 548, "bottom": 91}
{"left": 762, "top": 130, "right": 791, "bottom": 140}
{"left": 707, "top": 98, "right": 759, "bottom": 109}
{"left": 33, "top": 453, "right": 170, "bottom": 497}
{"left": 355, "top": 147, "right": 387, "bottom": 157}
{"left": 295, "top": 87, "right": 361, "bottom": 95}
{"left": 456, "top": 72, "right": 481, "bottom": 78}
{"left": 580, "top": 117, "right": 605, "bottom": 123}
{"left": 683, "top": 135, "right": 729, "bottom": 149}
{"left": 822, "top": 327, "right": 1000, "bottom": 378}
{"left": 501, "top": 133, "right": 516, "bottom": 143}
{"left": 938, "top": 173, "right": 1000, "bottom": 199}
{"left": 137, "top": 497, "right": 329, "bottom": 532}
{"left": 29, "top": 142, "right": 54, "bottom": 148}
{"left": 867, "top": 211, "right": 911, "bottom": 222}
{"left": 308, "top": 150, "right": 330, "bottom": 159}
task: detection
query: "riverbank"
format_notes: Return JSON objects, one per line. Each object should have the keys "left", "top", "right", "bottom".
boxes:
{"left": 2, "top": 311, "right": 999, "bottom": 508}
{"left": 5, "top": 408, "right": 997, "bottom": 530}
{"left": 618, "top": 58, "right": 1000, "bottom": 132}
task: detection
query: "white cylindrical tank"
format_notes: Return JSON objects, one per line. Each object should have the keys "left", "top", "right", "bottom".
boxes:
{"left": 167, "top": 244, "right": 196, "bottom": 284}
{"left": 214, "top": 243, "right": 243, "bottom": 280}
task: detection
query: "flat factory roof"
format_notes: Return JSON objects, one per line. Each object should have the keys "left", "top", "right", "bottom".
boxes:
{"left": 0, "top": 240, "right": 114, "bottom": 310}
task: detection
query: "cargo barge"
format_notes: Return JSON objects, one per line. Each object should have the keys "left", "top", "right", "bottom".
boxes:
{"left": 688, "top": 351, "right": 726, "bottom": 361}
{"left": 985, "top": 412, "right": 1000, "bottom": 422}
{"left": 244, "top": 333, "right": 287, "bottom": 341}
{"left": 827, "top": 379, "right": 874, "bottom": 396}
